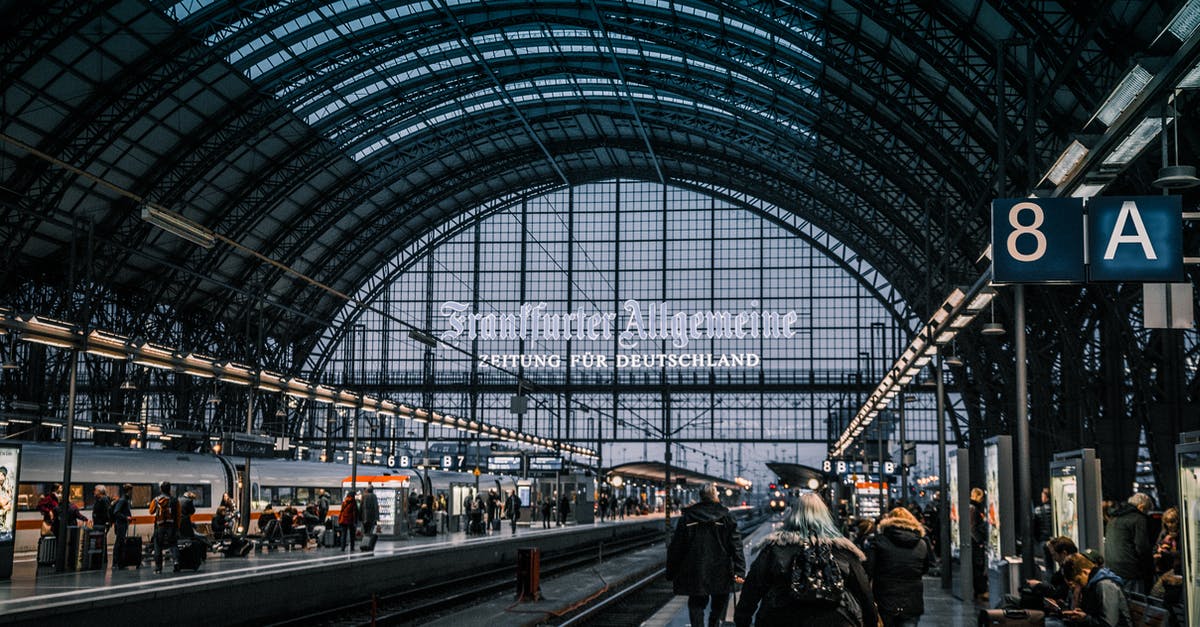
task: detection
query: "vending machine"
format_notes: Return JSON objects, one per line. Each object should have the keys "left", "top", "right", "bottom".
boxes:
{"left": 1176, "top": 432, "right": 1200, "bottom": 627}
{"left": 949, "top": 448, "right": 973, "bottom": 601}
{"left": 1049, "top": 449, "right": 1103, "bottom": 553}
{"left": 0, "top": 442, "right": 21, "bottom": 580}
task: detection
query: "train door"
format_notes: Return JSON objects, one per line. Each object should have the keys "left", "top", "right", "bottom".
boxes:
{"left": 449, "top": 483, "right": 475, "bottom": 532}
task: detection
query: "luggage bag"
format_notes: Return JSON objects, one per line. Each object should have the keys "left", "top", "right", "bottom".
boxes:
{"left": 176, "top": 539, "right": 206, "bottom": 571}
{"left": 36, "top": 535, "right": 57, "bottom": 566}
{"left": 359, "top": 533, "right": 378, "bottom": 551}
{"left": 978, "top": 609, "right": 1046, "bottom": 626}
{"left": 116, "top": 536, "right": 142, "bottom": 568}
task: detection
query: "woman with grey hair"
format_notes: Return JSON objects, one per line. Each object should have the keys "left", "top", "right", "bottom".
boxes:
{"left": 666, "top": 483, "right": 746, "bottom": 627}
{"left": 734, "top": 492, "right": 877, "bottom": 627}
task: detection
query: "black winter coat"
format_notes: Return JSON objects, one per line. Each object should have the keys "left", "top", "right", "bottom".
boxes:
{"left": 666, "top": 501, "right": 746, "bottom": 596}
{"left": 734, "top": 532, "right": 877, "bottom": 627}
{"left": 866, "top": 517, "right": 934, "bottom": 618}
{"left": 1103, "top": 503, "right": 1152, "bottom": 584}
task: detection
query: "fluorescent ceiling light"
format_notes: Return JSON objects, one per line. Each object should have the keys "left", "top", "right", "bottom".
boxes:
{"left": 935, "top": 330, "right": 957, "bottom": 344}
{"left": 1093, "top": 65, "right": 1153, "bottom": 126}
{"left": 141, "top": 206, "right": 216, "bottom": 248}
{"left": 1102, "top": 117, "right": 1164, "bottom": 165}
{"left": 86, "top": 346, "right": 127, "bottom": 359}
{"left": 950, "top": 314, "right": 975, "bottom": 329}
{"left": 1044, "top": 140, "right": 1089, "bottom": 185}
{"left": 1071, "top": 182, "right": 1108, "bottom": 198}
{"left": 966, "top": 289, "right": 996, "bottom": 312}
{"left": 1179, "top": 61, "right": 1200, "bottom": 89}
{"left": 1166, "top": 0, "right": 1200, "bottom": 40}
{"left": 943, "top": 288, "right": 966, "bottom": 309}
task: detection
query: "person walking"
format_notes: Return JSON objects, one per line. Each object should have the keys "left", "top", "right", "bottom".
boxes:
{"left": 541, "top": 496, "right": 553, "bottom": 529}
{"left": 1103, "top": 492, "right": 1154, "bottom": 594}
{"left": 666, "top": 483, "right": 746, "bottom": 627}
{"left": 505, "top": 489, "right": 521, "bottom": 535}
{"left": 866, "top": 507, "right": 935, "bottom": 627}
{"left": 361, "top": 487, "right": 380, "bottom": 538}
{"left": 338, "top": 490, "right": 358, "bottom": 551}
{"left": 734, "top": 492, "right": 877, "bottom": 627}
{"left": 148, "top": 481, "right": 180, "bottom": 573}
{"left": 111, "top": 483, "right": 133, "bottom": 568}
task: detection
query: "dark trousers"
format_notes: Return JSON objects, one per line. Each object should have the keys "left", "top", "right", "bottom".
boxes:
{"left": 153, "top": 526, "right": 179, "bottom": 572}
{"left": 510, "top": 515, "right": 518, "bottom": 534}
{"left": 687, "top": 593, "right": 730, "bottom": 627}
{"left": 112, "top": 522, "right": 128, "bottom": 567}
{"left": 340, "top": 523, "right": 355, "bottom": 550}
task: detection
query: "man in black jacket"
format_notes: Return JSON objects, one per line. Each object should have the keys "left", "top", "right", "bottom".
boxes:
{"left": 667, "top": 484, "right": 747, "bottom": 627}
{"left": 1103, "top": 492, "right": 1154, "bottom": 593}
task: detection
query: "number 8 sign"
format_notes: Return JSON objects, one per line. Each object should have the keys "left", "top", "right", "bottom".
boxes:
{"left": 992, "top": 198, "right": 1085, "bottom": 284}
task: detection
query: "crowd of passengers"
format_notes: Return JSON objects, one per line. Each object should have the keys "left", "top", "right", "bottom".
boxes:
{"left": 665, "top": 484, "right": 1183, "bottom": 627}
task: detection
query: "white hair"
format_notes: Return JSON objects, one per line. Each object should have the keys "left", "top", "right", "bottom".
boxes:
{"left": 700, "top": 483, "right": 719, "bottom": 503}
{"left": 1128, "top": 492, "right": 1153, "bottom": 512}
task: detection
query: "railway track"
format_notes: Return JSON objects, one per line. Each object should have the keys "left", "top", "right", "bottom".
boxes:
{"left": 269, "top": 529, "right": 663, "bottom": 627}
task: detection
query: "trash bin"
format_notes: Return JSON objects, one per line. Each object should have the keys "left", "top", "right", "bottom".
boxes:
{"left": 516, "top": 547, "right": 541, "bottom": 601}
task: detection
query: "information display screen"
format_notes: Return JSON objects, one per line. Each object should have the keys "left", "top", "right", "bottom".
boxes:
{"left": 984, "top": 442, "right": 1002, "bottom": 567}
{"left": 0, "top": 446, "right": 16, "bottom": 544}
{"left": 948, "top": 450, "right": 960, "bottom": 560}
{"left": 1050, "top": 465, "right": 1079, "bottom": 543}
{"left": 488, "top": 456, "right": 523, "bottom": 472}
{"left": 1179, "top": 451, "right": 1200, "bottom": 627}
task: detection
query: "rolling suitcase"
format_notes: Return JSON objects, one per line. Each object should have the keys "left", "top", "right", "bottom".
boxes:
{"left": 359, "top": 533, "right": 378, "bottom": 551}
{"left": 978, "top": 609, "right": 1046, "bottom": 626}
{"left": 321, "top": 527, "right": 336, "bottom": 547}
{"left": 176, "top": 539, "right": 205, "bottom": 571}
{"left": 36, "top": 535, "right": 56, "bottom": 566}
{"left": 116, "top": 535, "right": 142, "bottom": 568}
{"left": 223, "top": 536, "right": 252, "bottom": 557}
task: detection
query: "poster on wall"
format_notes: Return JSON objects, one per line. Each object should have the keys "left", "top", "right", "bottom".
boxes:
{"left": 1179, "top": 452, "right": 1200, "bottom": 627}
{"left": 0, "top": 445, "right": 19, "bottom": 544}
{"left": 984, "top": 441, "right": 1002, "bottom": 568}
{"left": 948, "top": 450, "right": 960, "bottom": 560}
{"left": 1051, "top": 467, "right": 1079, "bottom": 542}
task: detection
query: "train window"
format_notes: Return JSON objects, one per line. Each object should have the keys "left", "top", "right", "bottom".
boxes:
{"left": 130, "top": 484, "right": 154, "bottom": 509}
{"left": 16, "top": 484, "right": 42, "bottom": 511}
{"left": 276, "top": 487, "right": 293, "bottom": 505}
{"left": 176, "top": 485, "right": 211, "bottom": 508}
{"left": 296, "top": 487, "right": 310, "bottom": 503}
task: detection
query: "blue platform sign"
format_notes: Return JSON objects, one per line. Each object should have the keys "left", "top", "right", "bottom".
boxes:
{"left": 992, "top": 198, "right": 1086, "bottom": 284}
{"left": 1087, "top": 196, "right": 1182, "bottom": 282}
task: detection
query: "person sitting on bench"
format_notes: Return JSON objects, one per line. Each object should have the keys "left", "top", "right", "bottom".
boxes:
{"left": 258, "top": 505, "right": 282, "bottom": 542}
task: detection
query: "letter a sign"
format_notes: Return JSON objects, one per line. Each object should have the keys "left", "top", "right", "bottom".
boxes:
{"left": 1086, "top": 196, "right": 1182, "bottom": 282}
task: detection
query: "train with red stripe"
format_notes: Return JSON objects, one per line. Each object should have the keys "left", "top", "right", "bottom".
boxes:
{"left": 11, "top": 443, "right": 507, "bottom": 552}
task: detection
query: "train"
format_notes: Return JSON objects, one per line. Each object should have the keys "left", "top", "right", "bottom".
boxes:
{"left": 9, "top": 443, "right": 518, "bottom": 552}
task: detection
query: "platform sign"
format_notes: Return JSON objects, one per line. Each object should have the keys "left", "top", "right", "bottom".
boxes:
{"left": 488, "top": 455, "right": 523, "bottom": 473}
{"left": 1086, "top": 196, "right": 1182, "bottom": 282}
{"left": 527, "top": 456, "right": 562, "bottom": 476}
{"left": 992, "top": 198, "right": 1085, "bottom": 284}
{"left": 0, "top": 443, "right": 21, "bottom": 580}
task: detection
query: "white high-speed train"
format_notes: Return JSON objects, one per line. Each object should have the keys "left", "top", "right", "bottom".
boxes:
{"left": 11, "top": 443, "right": 512, "bottom": 552}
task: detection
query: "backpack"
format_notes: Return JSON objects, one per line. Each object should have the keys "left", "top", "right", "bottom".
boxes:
{"left": 787, "top": 539, "right": 846, "bottom": 607}
{"left": 154, "top": 495, "right": 177, "bottom": 525}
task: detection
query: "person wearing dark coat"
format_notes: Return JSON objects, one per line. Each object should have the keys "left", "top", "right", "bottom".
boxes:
{"left": 666, "top": 484, "right": 747, "bottom": 627}
{"left": 1060, "top": 553, "right": 1133, "bottom": 627}
{"left": 110, "top": 483, "right": 133, "bottom": 569}
{"left": 1103, "top": 492, "right": 1154, "bottom": 593}
{"left": 866, "top": 507, "right": 935, "bottom": 627}
{"left": 361, "top": 487, "right": 380, "bottom": 537}
{"left": 735, "top": 493, "right": 878, "bottom": 627}
{"left": 969, "top": 487, "right": 988, "bottom": 598}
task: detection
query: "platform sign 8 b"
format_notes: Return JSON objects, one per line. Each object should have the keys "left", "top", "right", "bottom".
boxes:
{"left": 992, "top": 198, "right": 1085, "bottom": 284}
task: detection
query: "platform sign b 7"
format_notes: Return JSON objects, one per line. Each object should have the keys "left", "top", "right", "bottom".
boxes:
{"left": 992, "top": 198, "right": 1086, "bottom": 284}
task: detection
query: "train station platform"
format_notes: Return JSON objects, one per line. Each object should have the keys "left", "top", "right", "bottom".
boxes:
{"left": 0, "top": 516, "right": 663, "bottom": 626}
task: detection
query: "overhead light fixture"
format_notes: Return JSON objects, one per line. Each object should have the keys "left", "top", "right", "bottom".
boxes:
{"left": 1093, "top": 65, "right": 1153, "bottom": 126}
{"left": 1164, "top": 0, "right": 1200, "bottom": 41}
{"left": 1153, "top": 99, "right": 1200, "bottom": 189}
{"left": 207, "top": 394, "right": 221, "bottom": 405}
{"left": 943, "top": 346, "right": 964, "bottom": 368}
{"left": 1, "top": 354, "right": 18, "bottom": 370}
{"left": 981, "top": 302, "right": 1006, "bottom": 336}
{"left": 1071, "top": 182, "right": 1108, "bottom": 198}
{"left": 140, "top": 206, "right": 216, "bottom": 248}
{"left": 1043, "top": 140, "right": 1090, "bottom": 186}
{"left": 120, "top": 378, "right": 137, "bottom": 391}
{"left": 1103, "top": 117, "right": 1164, "bottom": 166}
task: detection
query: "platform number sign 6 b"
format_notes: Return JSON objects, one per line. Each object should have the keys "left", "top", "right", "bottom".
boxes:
{"left": 992, "top": 198, "right": 1085, "bottom": 284}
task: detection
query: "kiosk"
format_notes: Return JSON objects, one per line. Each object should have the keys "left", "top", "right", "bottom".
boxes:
{"left": 1049, "top": 449, "right": 1103, "bottom": 552}
{"left": 0, "top": 443, "right": 20, "bottom": 580}
{"left": 949, "top": 448, "right": 973, "bottom": 601}
{"left": 342, "top": 475, "right": 410, "bottom": 536}
{"left": 1176, "top": 432, "right": 1200, "bottom": 627}
{"left": 983, "top": 435, "right": 1017, "bottom": 606}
